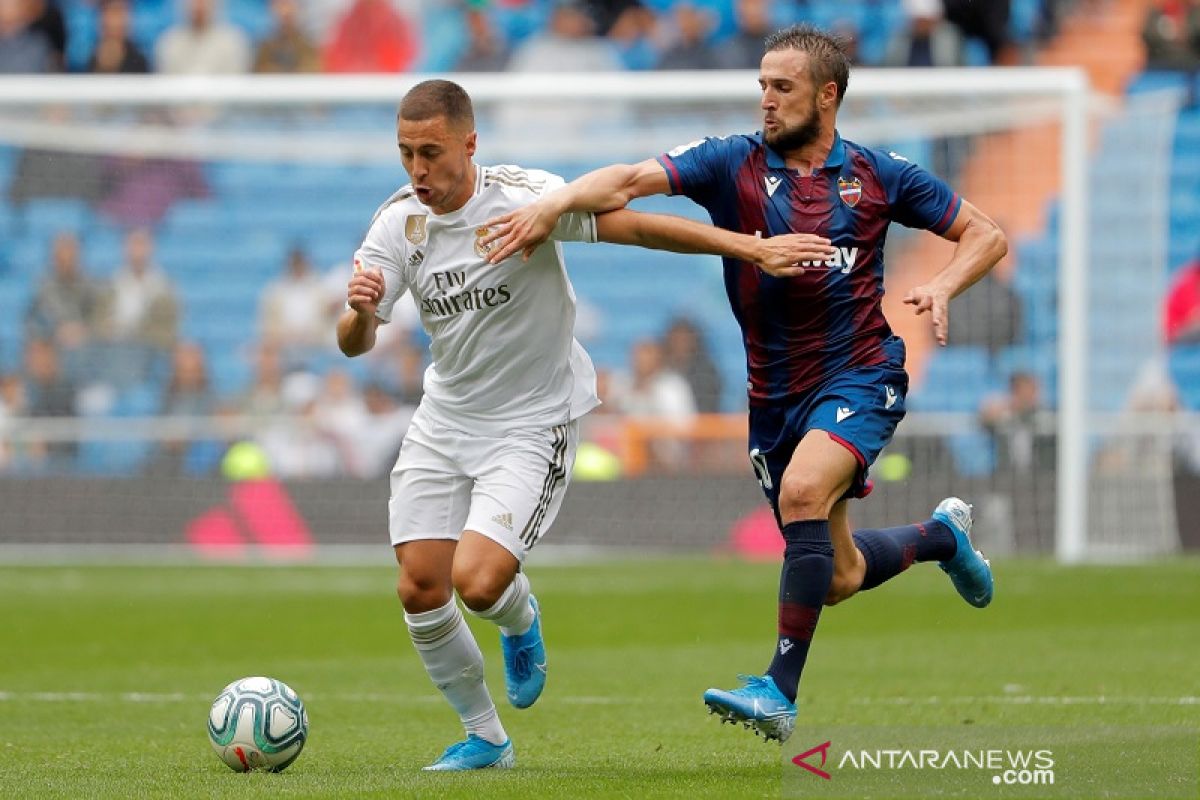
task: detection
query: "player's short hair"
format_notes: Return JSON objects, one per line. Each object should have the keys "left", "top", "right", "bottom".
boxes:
{"left": 764, "top": 24, "right": 851, "bottom": 106}
{"left": 398, "top": 79, "right": 475, "bottom": 131}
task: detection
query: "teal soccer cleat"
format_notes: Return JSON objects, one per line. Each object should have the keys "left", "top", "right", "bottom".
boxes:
{"left": 422, "top": 735, "right": 515, "bottom": 771}
{"left": 500, "top": 595, "right": 547, "bottom": 709}
{"left": 703, "top": 674, "right": 797, "bottom": 743}
{"left": 934, "top": 497, "right": 994, "bottom": 608}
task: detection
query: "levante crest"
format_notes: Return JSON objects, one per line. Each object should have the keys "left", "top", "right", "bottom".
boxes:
{"left": 837, "top": 176, "right": 862, "bottom": 208}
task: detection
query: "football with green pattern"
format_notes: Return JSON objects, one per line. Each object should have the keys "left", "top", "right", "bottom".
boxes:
{"left": 207, "top": 676, "right": 308, "bottom": 772}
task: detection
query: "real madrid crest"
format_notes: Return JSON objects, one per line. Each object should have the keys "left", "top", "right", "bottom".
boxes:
{"left": 837, "top": 176, "right": 862, "bottom": 208}
{"left": 405, "top": 214, "right": 428, "bottom": 246}
{"left": 474, "top": 226, "right": 495, "bottom": 259}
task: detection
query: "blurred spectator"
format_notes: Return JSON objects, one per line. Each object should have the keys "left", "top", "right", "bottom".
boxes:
{"left": 656, "top": 4, "right": 718, "bottom": 70}
{"left": 25, "top": 231, "right": 100, "bottom": 357}
{"left": 943, "top": 0, "right": 1013, "bottom": 64}
{"left": 258, "top": 370, "right": 342, "bottom": 477}
{"left": 611, "top": 338, "right": 696, "bottom": 471}
{"left": 581, "top": 0, "right": 646, "bottom": 35}
{"left": 0, "top": 0, "right": 53, "bottom": 73}
{"left": 579, "top": 366, "right": 624, "bottom": 453}
{"left": 26, "top": 0, "right": 63, "bottom": 69}
{"left": 980, "top": 371, "right": 1052, "bottom": 472}
{"left": 453, "top": 8, "right": 508, "bottom": 72}
{"left": 155, "top": 0, "right": 251, "bottom": 74}
{"left": 612, "top": 338, "right": 697, "bottom": 419}
{"left": 662, "top": 317, "right": 722, "bottom": 413}
{"left": 947, "top": 270, "right": 1022, "bottom": 354}
{"left": 161, "top": 341, "right": 214, "bottom": 416}
{"left": 377, "top": 333, "right": 425, "bottom": 406}
{"left": 260, "top": 246, "right": 334, "bottom": 353}
{"left": 96, "top": 150, "right": 209, "bottom": 227}
{"left": 357, "top": 381, "right": 414, "bottom": 476}
{"left": 885, "top": 0, "right": 966, "bottom": 68}
{"left": 323, "top": 0, "right": 417, "bottom": 73}
{"left": 254, "top": 0, "right": 319, "bottom": 73}
{"left": 311, "top": 368, "right": 369, "bottom": 473}
{"left": 714, "top": 0, "right": 772, "bottom": 70}
{"left": 1164, "top": 256, "right": 1200, "bottom": 344}
{"left": 1142, "top": 0, "right": 1200, "bottom": 70}
{"left": 0, "top": 372, "right": 29, "bottom": 470}
{"left": 979, "top": 370, "right": 1054, "bottom": 550}
{"left": 87, "top": 0, "right": 148, "bottom": 74}
{"left": 149, "top": 341, "right": 216, "bottom": 475}
{"left": 96, "top": 228, "right": 180, "bottom": 383}
{"left": 239, "top": 341, "right": 287, "bottom": 417}
{"left": 606, "top": 2, "right": 657, "bottom": 70}
{"left": 508, "top": 1, "right": 623, "bottom": 73}
{"left": 23, "top": 338, "right": 77, "bottom": 461}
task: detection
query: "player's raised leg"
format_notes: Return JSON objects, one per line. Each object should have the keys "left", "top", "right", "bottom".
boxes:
{"left": 822, "top": 499, "right": 993, "bottom": 608}
{"left": 396, "top": 540, "right": 514, "bottom": 771}
{"left": 455, "top": 532, "right": 546, "bottom": 710}
{"left": 458, "top": 420, "right": 576, "bottom": 711}
{"left": 704, "top": 430, "right": 855, "bottom": 743}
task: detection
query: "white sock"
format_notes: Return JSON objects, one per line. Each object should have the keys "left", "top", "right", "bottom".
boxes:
{"left": 404, "top": 599, "right": 507, "bottom": 745}
{"left": 470, "top": 572, "right": 535, "bottom": 637}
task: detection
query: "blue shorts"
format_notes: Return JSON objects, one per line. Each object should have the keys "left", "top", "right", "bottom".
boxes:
{"left": 747, "top": 354, "right": 909, "bottom": 521}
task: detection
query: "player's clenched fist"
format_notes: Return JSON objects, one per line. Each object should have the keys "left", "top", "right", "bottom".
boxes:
{"left": 347, "top": 269, "right": 385, "bottom": 314}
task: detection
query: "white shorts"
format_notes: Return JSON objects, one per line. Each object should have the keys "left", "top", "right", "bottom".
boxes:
{"left": 388, "top": 407, "right": 579, "bottom": 562}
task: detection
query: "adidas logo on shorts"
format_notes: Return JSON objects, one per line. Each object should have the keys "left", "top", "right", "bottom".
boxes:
{"left": 492, "top": 512, "right": 514, "bottom": 531}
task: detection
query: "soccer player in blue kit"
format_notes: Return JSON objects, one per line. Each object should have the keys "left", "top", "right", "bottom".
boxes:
{"left": 482, "top": 25, "right": 1007, "bottom": 744}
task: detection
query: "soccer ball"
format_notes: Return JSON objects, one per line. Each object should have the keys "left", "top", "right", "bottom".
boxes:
{"left": 207, "top": 676, "right": 308, "bottom": 772}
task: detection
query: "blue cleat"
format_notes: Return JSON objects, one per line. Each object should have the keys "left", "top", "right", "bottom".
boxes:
{"left": 934, "top": 497, "right": 994, "bottom": 608}
{"left": 703, "top": 674, "right": 797, "bottom": 743}
{"left": 500, "top": 595, "right": 547, "bottom": 709}
{"left": 422, "top": 735, "right": 515, "bottom": 771}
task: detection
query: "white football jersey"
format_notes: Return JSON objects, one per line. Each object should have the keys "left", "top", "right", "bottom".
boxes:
{"left": 354, "top": 164, "right": 600, "bottom": 435}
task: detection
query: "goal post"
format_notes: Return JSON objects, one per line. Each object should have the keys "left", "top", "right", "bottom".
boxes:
{"left": 0, "top": 68, "right": 1184, "bottom": 563}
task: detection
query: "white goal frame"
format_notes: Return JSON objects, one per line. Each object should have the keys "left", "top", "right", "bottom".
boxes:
{"left": 0, "top": 69, "right": 1091, "bottom": 561}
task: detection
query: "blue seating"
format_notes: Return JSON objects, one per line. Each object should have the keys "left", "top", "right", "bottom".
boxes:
{"left": 18, "top": 199, "right": 92, "bottom": 238}
{"left": 910, "top": 346, "right": 991, "bottom": 413}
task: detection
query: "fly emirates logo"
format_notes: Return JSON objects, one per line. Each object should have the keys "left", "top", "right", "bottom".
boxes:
{"left": 421, "top": 269, "right": 512, "bottom": 318}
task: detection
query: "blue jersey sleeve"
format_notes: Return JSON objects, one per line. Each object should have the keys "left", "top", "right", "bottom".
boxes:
{"left": 656, "top": 136, "right": 742, "bottom": 205}
{"left": 875, "top": 150, "right": 962, "bottom": 235}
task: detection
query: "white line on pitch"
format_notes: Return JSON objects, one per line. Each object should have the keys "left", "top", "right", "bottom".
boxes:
{"left": 0, "top": 690, "right": 622, "bottom": 705}
{"left": 849, "top": 696, "right": 1200, "bottom": 706}
{"left": 2, "top": 691, "right": 1195, "bottom": 707}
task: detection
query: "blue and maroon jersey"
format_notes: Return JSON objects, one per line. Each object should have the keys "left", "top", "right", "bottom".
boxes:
{"left": 656, "top": 132, "right": 961, "bottom": 404}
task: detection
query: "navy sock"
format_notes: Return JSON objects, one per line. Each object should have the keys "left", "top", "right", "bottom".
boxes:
{"left": 851, "top": 519, "right": 957, "bottom": 592}
{"left": 766, "top": 520, "right": 834, "bottom": 704}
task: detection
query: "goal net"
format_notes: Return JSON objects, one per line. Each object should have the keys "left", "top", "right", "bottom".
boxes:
{"left": 0, "top": 71, "right": 1187, "bottom": 562}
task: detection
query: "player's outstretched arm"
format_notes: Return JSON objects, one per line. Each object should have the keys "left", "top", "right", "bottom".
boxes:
{"left": 594, "top": 209, "right": 836, "bottom": 277}
{"left": 337, "top": 270, "right": 385, "bottom": 357}
{"left": 903, "top": 199, "right": 1008, "bottom": 346}
{"left": 482, "top": 160, "right": 670, "bottom": 264}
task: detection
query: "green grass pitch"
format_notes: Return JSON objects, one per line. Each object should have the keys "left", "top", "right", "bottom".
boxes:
{"left": 1, "top": 558, "right": 1197, "bottom": 798}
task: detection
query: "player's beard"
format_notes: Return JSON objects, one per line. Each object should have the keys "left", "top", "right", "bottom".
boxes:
{"left": 765, "top": 99, "right": 822, "bottom": 153}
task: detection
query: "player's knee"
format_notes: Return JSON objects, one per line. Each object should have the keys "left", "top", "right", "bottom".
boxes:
{"left": 778, "top": 471, "right": 835, "bottom": 520}
{"left": 396, "top": 570, "right": 452, "bottom": 613}
{"left": 452, "top": 563, "right": 512, "bottom": 612}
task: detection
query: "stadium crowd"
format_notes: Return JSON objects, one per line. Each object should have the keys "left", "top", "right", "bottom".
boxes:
{"left": 0, "top": 0, "right": 1068, "bottom": 78}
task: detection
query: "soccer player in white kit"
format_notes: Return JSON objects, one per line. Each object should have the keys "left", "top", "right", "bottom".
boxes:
{"left": 336, "top": 79, "right": 838, "bottom": 771}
